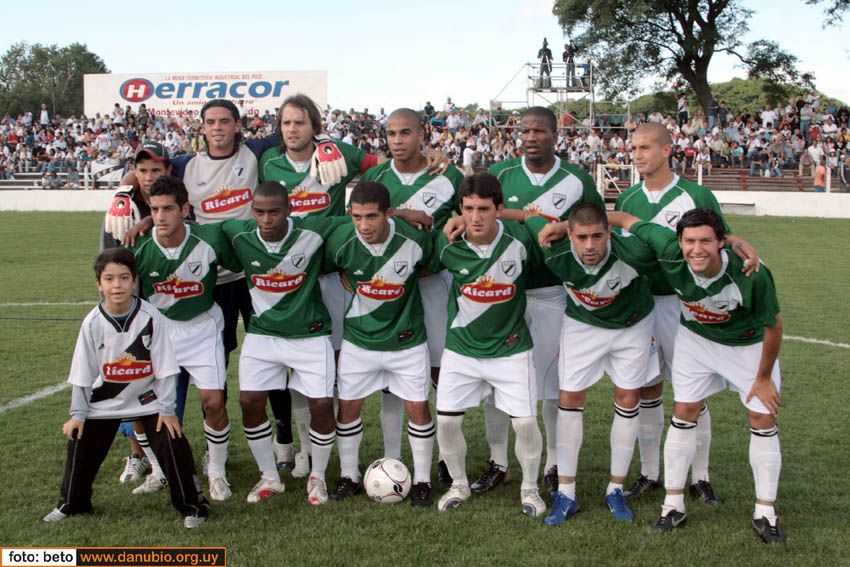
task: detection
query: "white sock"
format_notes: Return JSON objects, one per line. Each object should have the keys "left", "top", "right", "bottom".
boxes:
{"left": 750, "top": 425, "right": 781, "bottom": 508}
{"left": 542, "top": 399, "right": 558, "bottom": 471}
{"left": 135, "top": 432, "right": 163, "bottom": 477}
{"left": 606, "top": 482, "right": 624, "bottom": 495}
{"left": 663, "top": 492, "right": 686, "bottom": 513}
{"left": 309, "top": 428, "right": 335, "bottom": 481}
{"left": 755, "top": 502, "right": 776, "bottom": 520}
{"left": 692, "top": 404, "right": 712, "bottom": 482}
{"left": 610, "top": 402, "right": 639, "bottom": 480}
{"left": 637, "top": 396, "right": 664, "bottom": 481}
{"left": 408, "top": 420, "right": 435, "bottom": 484}
{"left": 291, "top": 390, "right": 312, "bottom": 456}
{"left": 244, "top": 421, "right": 278, "bottom": 482}
{"left": 663, "top": 417, "right": 697, "bottom": 495}
{"left": 511, "top": 416, "right": 543, "bottom": 490}
{"left": 204, "top": 422, "right": 230, "bottom": 478}
{"left": 484, "top": 399, "right": 510, "bottom": 468}
{"left": 436, "top": 414, "right": 468, "bottom": 487}
{"left": 380, "top": 390, "right": 404, "bottom": 460}
{"left": 336, "top": 418, "right": 363, "bottom": 481}
{"left": 556, "top": 405, "right": 583, "bottom": 478}
{"left": 558, "top": 482, "right": 577, "bottom": 500}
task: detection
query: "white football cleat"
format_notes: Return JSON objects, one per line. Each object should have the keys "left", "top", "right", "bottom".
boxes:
{"left": 42, "top": 508, "right": 68, "bottom": 522}
{"left": 209, "top": 476, "right": 232, "bottom": 501}
{"left": 307, "top": 476, "right": 328, "bottom": 505}
{"left": 183, "top": 514, "right": 206, "bottom": 529}
{"left": 132, "top": 473, "right": 167, "bottom": 495}
{"left": 119, "top": 455, "right": 150, "bottom": 484}
{"left": 247, "top": 477, "right": 284, "bottom": 503}
{"left": 521, "top": 488, "right": 547, "bottom": 517}
{"left": 437, "top": 483, "right": 471, "bottom": 512}
{"left": 291, "top": 451, "right": 310, "bottom": 478}
{"left": 274, "top": 440, "right": 295, "bottom": 470}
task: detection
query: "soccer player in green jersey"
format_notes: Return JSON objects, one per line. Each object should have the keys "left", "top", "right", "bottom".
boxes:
{"left": 360, "top": 108, "right": 463, "bottom": 480}
{"left": 431, "top": 173, "right": 546, "bottom": 517}
{"left": 130, "top": 176, "right": 242, "bottom": 501}
{"left": 527, "top": 203, "right": 659, "bottom": 525}
{"left": 608, "top": 207, "right": 785, "bottom": 544}
{"left": 445, "top": 107, "right": 603, "bottom": 495}
{"left": 616, "top": 122, "right": 760, "bottom": 505}
{"left": 324, "top": 182, "right": 437, "bottom": 506}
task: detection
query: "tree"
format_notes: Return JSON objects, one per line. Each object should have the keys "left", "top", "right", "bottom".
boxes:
{"left": 807, "top": 0, "right": 849, "bottom": 25}
{"left": 0, "top": 42, "right": 108, "bottom": 118}
{"left": 552, "top": 0, "right": 813, "bottom": 116}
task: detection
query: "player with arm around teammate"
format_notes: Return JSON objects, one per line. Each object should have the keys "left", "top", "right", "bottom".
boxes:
{"left": 323, "top": 181, "right": 437, "bottom": 506}
{"left": 42, "top": 249, "right": 209, "bottom": 529}
{"left": 608, "top": 208, "right": 785, "bottom": 544}
{"left": 430, "top": 173, "right": 545, "bottom": 517}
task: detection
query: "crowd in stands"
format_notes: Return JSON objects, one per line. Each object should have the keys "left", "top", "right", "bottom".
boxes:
{"left": 1, "top": 89, "right": 849, "bottom": 189}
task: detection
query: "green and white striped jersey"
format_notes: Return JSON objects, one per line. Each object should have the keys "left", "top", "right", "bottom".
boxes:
{"left": 431, "top": 220, "right": 538, "bottom": 358}
{"left": 130, "top": 223, "right": 240, "bottom": 321}
{"left": 324, "top": 218, "right": 432, "bottom": 351}
{"left": 630, "top": 221, "right": 780, "bottom": 346}
{"left": 526, "top": 217, "right": 657, "bottom": 329}
{"left": 220, "top": 216, "right": 347, "bottom": 339}
{"left": 615, "top": 174, "right": 729, "bottom": 295}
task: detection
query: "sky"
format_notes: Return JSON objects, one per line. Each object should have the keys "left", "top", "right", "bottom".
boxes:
{"left": 2, "top": 0, "right": 847, "bottom": 112}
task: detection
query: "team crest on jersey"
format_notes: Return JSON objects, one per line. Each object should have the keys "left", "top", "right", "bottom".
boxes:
{"left": 570, "top": 288, "right": 618, "bottom": 309}
{"left": 394, "top": 261, "right": 409, "bottom": 276}
{"left": 665, "top": 211, "right": 681, "bottom": 226}
{"left": 290, "top": 187, "right": 330, "bottom": 213}
{"left": 232, "top": 164, "right": 245, "bottom": 177}
{"left": 153, "top": 274, "right": 204, "bottom": 299}
{"left": 103, "top": 352, "right": 153, "bottom": 382}
{"left": 251, "top": 261, "right": 261, "bottom": 267}
{"left": 188, "top": 261, "right": 202, "bottom": 276}
{"left": 682, "top": 301, "right": 731, "bottom": 323}
{"left": 142, "top": 334, "right": 151, "bottom": 349}
{"left": 357, "top": 275, "right": 405, "bottom": 301}
{"left": 523, "top": 203, "right": 559, "bottom": 223}
{"left": 508, "top": 196, "right": 519, "bottom": 202}
{"left": 290, "top": 253, "right": 306, "bottom": 270}
{"left": 607, "top": 277, "right": 621, "bottom": 290}
{"left": 552, "top": 193, "right": 567, "bottom": 209}
{"left": 200, "top": 186, "right": 252, "bottom": 214}
{"left": 252, "top": 268, "right": 306, "bottom": 293}
{"left": 461, "top": 275, "right": 516, "bottom": 304}
{"left": 501, "top": 261, "right": 517, "bottom": 277}
{"left": 422, "top": 192, "right": 437, "bottom": 208}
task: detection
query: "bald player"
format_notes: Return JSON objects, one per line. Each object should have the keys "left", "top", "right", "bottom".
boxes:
{"left": 616, "top": 122, "right": 759, "bottom": 505}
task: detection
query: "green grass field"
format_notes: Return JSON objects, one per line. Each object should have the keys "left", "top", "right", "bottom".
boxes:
{"left": 1, "top": 212, "right": 848, "bottom": 566}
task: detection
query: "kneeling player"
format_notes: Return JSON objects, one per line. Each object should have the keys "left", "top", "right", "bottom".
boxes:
{"left": 532, "top": 203, "right": 659, "bottom": 524}
{"left": 43, "top": 249, "right": 209, "bottom": 529}
{"left": 129, "top": 176, "right": 242, "bottom": 501}
{"left": 324, "top": 182, "right": 436, "bottom": 506}
{"left": 431, "top": 173, "right": 545, "bottom": 516}
{"left": 609, "top": 208, "right": 785, "bottom": 544}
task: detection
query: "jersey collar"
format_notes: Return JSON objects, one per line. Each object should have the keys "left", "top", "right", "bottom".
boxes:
{"left": 356, "top": 218, "right": 396, "bottom": 256}
{"left": 522, "top": 156, "right": 561, "bottom": 186}
{"left": 641, "top": 174, "right": 680, "bottom": 203}
{"left": 152, "top": 223, "right": 191, "bottom": 259}
{"left": 256, "top": 218, "right": 293, "bottom": 254}
{"left": 390, "top": 160, "right": 428, "bottom": 185}
{"left": 688, "top": 248, "right": 729, "bottom": 289}
{"left": 462, "top": 219, "right": 504, "bottom": 258}
{"left": 570, "top": 239, "right": 612, "bottom": 274}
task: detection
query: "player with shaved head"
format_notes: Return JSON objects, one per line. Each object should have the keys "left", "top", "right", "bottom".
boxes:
{"left": 616, "top": 122, "right": 760, "bottom": 506}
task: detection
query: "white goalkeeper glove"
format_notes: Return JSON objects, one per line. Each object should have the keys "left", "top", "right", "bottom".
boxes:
{"left": 309, "top": 135, "right": 348, "bottom": 186}
{"left": 104, "top": 186, "right": 141, "bottom": 244}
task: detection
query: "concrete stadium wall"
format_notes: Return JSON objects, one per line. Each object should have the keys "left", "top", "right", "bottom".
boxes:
{"left": 1, "top": 189, "right": 849, "bottom": 218}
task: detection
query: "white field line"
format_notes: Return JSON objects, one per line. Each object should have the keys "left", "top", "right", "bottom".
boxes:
{"left": 0, "top": 382, "right": 69, "bottom": 415}
{"left": 0, "top": 301, "right": 92, "bottom": 307}
{"left": 785, "top": 335, "right": 850, "bottom": 349}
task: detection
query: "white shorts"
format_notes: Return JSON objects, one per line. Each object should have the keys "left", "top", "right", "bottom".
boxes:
{"left": 238, "top": 333, "right": 334, "bottom": 399}
{"left": 645, "top": 294, "right": 680, "bottom": 387}
{"left": 337, "top": 340, "right": 430, "bottom": 402}
{"left": 320, "top": 272, "right": 351, "bottom": 351}
{"left": 525, "top": 286, "right": 565, "bottom": 401}
{"left": 419, "top": 270, "right": 452, "bottom": 367}
{"left": 437, "top": 349, "right": 537, "bottom": 417}
{"left": 558, "top": 312, "right": 658, "bottom": 392}
{"left": 164, "top": 305, "right": 226, "bottom": 390}
{"left": 671, "top": 325, "right": 781, "bottom": 414}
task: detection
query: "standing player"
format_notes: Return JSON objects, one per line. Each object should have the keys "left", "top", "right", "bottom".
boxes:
{"left": 129, "top": 176, "right": 242, "bottom": 501}
{"left": 531, "top": 203, "right": 658, "bottom": 524}
{"left": 608, "top": 208, "right": 785, "bottom": 544}
{"left": 359, "top": 108, "right": 463, "bottom": 475}
{"left": 258, "top": 95, "right": 449, "bottom": 476}
{"left": 42, "top": 248, "right": 209, "bottom": 529}
{"left": 616, "top": 122, "right": 759, "bottom": 504}
{"left": 324, "top": 182, "right": 436, "bottom": 506}
{"left": 431, "top": 173, "right": 545, "bottom": 517}
{"left": 445, "top": 107, "right": 602, "bottom": 494}
{"left": 217, "top": 181, "right": 347, "bottom": 505}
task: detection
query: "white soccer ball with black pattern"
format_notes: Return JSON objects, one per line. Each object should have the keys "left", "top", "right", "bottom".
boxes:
{"left": 363, "top": 458, "right": 411, "bottom": 503}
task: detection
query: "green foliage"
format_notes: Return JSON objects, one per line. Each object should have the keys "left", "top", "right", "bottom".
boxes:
{"left": 807, "top": 0, "right": 850, "bottom": 25}
{"left": 0, "top": 42, "right": 108, "bottom": 118}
